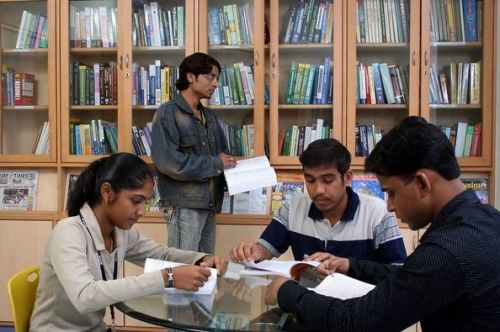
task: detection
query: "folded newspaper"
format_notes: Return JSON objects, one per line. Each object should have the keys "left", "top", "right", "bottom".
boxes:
{"left": 0, "top": 170, "right": 38, "bottom": 210}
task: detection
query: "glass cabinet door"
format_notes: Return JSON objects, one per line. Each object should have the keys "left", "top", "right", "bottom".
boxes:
{"left": 198, "top": 0, "right": 266, "bottom": 159}
{"left": 420, "top": 0, "right": 494, "bottom": 167}
{"left": 127, "top": 0, "right": 194, "bottom": 161}
{"left": 61, "top": 0, "right": 119, "bottom": 162}
{"left": 269, "top": 0, "right": 342, "bottom": 166}
{"left": 0, "top": 0, "right": 56, "bottom": 161}
{"left": 346, "top": 0, "right": 419, "bottom": 166}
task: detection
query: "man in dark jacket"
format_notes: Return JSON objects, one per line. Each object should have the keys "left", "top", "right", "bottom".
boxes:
{"left": 265, "top": 116, "right": 500, "bottom": 331}
{"left": 151, "top": 53, "right": 235, "bottom": 254}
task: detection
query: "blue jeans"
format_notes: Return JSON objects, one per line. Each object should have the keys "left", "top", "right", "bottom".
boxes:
{"left": 166, "top": 208, "right": 216, "bottom": 254}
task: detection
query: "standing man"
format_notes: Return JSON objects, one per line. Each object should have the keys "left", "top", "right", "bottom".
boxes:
{"left": 230, "top": 138, "right": 406, "bottom": 265}
{"left": 151, "top": 52, "right": 236, "bottom": 254}
{"left": 265, "top": 117, "right": 500, "bottom": 331}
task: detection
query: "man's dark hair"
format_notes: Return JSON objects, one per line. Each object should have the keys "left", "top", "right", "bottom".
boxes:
{"left": 365, "top": 116, "right": 460, "bottom": 180}
{"left": 176, "top": 52, "right": 221, "bottom": 91}
{"left": 299, "top": 138, "right": 351, "bottom": 175}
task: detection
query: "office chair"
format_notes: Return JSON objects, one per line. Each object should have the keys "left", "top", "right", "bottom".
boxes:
{"left": 7, "top": 265, "right": 40, "bottom": 332}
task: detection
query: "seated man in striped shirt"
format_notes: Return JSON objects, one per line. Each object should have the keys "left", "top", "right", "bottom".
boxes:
{"left": 229, "top": 138, "right": 406, "bottom": 265}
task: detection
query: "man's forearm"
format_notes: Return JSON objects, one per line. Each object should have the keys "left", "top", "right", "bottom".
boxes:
{"left": 348, "top": 258, "right": 399, "bottom": 284}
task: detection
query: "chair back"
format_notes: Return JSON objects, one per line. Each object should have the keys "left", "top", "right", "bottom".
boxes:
{"left": 7, "top": 265, "right": 40, "bottom": 332}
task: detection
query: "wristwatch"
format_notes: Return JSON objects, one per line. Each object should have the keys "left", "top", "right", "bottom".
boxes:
{"left": 165, "top": 267, "right": 174, "bottom": 288}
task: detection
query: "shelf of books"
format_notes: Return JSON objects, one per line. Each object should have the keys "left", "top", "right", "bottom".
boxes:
{"left": 129, "top": 0, "right": 195, "bottom": 162}
{"left": 60, "top": 0, "right": 120, "bottom": 163}
{"left": 269, "top": 0, "right": 343, "bottom": 166}
{"left": 0, "top": 0, "right": 56, "bottom": 162}
{"left": 198, "top": 0, "right": 267, "bottom": 159}
{"left": 346, "top": 0, "right": 420, "bottom": 167}
{"left": 419, "top": 0, "right": 494, "bottom": 168}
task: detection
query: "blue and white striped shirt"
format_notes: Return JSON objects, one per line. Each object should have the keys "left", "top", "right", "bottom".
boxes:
{"left": 259, "top": 187, "right": 406, "bottom": 263}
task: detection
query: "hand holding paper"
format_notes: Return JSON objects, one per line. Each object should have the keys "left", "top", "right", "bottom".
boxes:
{"left": 223, "top": 156, "right": 277, "bottom": 195}
{"left": 145, "top": 258, "right": 217, "bottom": 295}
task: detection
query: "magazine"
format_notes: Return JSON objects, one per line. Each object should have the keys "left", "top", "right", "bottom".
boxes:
{"left": 351, "top": 173, "right": 385, "bottom": 200}
{"left": 64, "top": 173, "right": 80, "bottom": 212}
{"left": 0, "top": 170, "right": 38, "bottom": 210}
{"left": 271, "top": 171, "right": 305, "bottom": 214}
{"left": 145, "top": 174, "right": 161, "bottom": 212}
{"left": 232, "top": 187, "right": 270, "bottom": 215}
{"left": 461, "top": 178, "right": 488, "bottom": 204}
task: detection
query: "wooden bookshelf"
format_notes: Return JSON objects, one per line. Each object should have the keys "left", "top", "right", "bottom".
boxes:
{"left": 0, "top": 1, "right": 496, "bottom": 330}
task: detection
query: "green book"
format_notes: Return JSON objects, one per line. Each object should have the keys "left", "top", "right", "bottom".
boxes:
{"left": 292, "top": 63, "right": 305, "bottom": 104}
{"left": 285, "top": 61, "right": 298, "bottom": 103}
{"left": 232, "top": 63, "right": 246, "bottom": 104}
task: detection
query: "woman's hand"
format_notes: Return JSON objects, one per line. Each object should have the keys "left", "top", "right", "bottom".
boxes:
{"left": 198, "top": 255, "right": 228, "bottom": 276}
{"left": 171, "top": 265, "right": 212, "bottom": 291}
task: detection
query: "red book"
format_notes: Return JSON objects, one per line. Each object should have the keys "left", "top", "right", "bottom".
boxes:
{"left": 14, "top": 72, "right": 35, "bottom": 105}
{"left": 470, "top": 123, "right": 482, "bottom": 157}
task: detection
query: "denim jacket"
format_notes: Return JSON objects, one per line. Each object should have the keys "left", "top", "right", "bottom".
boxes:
{"left": 151, "top": 94, "right": 229, "bottom": 212}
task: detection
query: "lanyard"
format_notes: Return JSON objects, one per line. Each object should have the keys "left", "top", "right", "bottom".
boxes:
{"left": 79, "top": 213, "right": 118, "bottom": 330}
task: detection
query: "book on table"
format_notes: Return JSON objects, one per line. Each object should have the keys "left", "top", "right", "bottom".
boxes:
{"left": 240, "top": 260, "right": 320, "bottom": 278}
{"left": 240, "top": 259, "right": 375, "bottom": 300}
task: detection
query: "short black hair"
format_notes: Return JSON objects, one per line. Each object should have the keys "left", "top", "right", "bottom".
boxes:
{"left": 299, "top": 138, "right": 351, "bottom": 175}
{"left": 176, "top": 52, "right": 221, "bottom": 91}
{"left": 365, "top": 116, "right": 460, "bottom": 180}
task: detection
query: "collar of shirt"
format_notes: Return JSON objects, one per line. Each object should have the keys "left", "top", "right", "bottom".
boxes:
{"left": 174, "top": 94, "right": 203, "bottom": 116}
{"left": 423, "top": 189, "right": 481, "bottom": 236}
{"left": 307, "top": 187, "right": 359, "bottom": 223}
{"left": 79, "top": 203, "right": 123, "bottom": 252}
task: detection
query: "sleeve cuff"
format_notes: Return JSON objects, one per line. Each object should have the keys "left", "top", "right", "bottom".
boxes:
{"left": 277, "top": 280, "right": 308, "bottom": 315}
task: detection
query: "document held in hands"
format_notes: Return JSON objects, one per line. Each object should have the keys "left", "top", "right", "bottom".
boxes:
{"left": 144, "top": 258, "right": 217, "bottom": 295}
{"left": 239, "top": 260, "right": 320, "bottom": 278}
{"left": 224, "top": 156, "right": 277, "bottom": 196}
{"left": 313, "top": 273, "right": 375, "bottom": 300}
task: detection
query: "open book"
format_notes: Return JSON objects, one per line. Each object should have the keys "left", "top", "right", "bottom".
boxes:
{"left": 144, "top": 258, "right": 217, "bottom": 295}
{"left": 239, "top": 260, "right": 320, "bottom": 278}
{"left": 223, "top": 156, "right": 277, "bottom": 196}
{"left": 313, "top": 273, "right": 375, "bottom": 300}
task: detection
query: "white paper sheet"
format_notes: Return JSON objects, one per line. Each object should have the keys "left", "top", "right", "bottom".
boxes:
{"left": 313, "top": 273, "right": 375, "bottom": 300}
